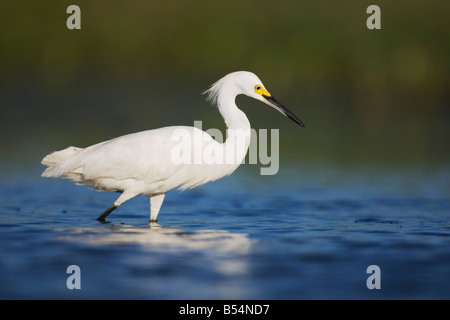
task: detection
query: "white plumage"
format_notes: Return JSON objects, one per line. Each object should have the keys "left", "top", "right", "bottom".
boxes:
{"left": 41, "top": 71, "right": 305, "bottom": 222}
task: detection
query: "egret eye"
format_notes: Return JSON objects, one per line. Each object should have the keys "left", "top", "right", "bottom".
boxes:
{"left": 255, "top": 85, "right": 261, "bottom": 91}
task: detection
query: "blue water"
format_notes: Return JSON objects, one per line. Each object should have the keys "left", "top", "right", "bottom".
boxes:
{"left": 0, "top": 165, "right": 449, "bottom": 299}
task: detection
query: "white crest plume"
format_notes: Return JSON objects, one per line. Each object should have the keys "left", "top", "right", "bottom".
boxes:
{"left": 203, "top": 77, "right": 226, "bottom": 107}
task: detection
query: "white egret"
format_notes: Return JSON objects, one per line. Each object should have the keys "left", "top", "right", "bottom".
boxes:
{"left": 41, "top": 71, "right": 305, "bottom": 222}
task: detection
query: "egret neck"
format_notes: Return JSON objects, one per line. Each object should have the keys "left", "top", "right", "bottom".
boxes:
{"left": 216, "top": 86, "right": 251, "bottom": 168}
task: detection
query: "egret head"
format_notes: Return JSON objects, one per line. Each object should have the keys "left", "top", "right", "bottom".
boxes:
{"left": 205, "top": 71, "right": 306, "bottom": 128}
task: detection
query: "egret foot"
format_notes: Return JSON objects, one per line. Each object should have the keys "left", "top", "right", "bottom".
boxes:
{"left": 96, "top": 192, "right": 137, "bottom": 221}
{"left": 97, "top": 204, "right": 118, "bottom": 221}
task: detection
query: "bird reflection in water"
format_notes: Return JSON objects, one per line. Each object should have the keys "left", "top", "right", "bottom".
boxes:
{"left": 60, "top": 223, "right": 253, "bottom": 276}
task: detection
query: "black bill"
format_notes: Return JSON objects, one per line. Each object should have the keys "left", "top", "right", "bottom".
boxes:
{"left": 263, "top": 94, "right": 306, "bottom": 128}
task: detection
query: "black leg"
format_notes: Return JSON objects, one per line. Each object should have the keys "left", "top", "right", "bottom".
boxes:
{"left": 97, "top": 204, "right": 118, "bottom": 221}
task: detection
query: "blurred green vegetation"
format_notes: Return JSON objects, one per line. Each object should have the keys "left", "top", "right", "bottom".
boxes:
{"left": 0, "top": 0, "right": 449, "bottom": 170}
